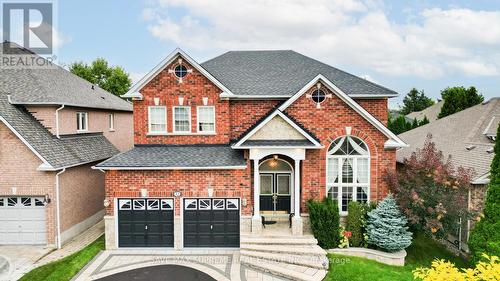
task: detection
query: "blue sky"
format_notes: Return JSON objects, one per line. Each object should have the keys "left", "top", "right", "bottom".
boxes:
{"left": 37, "top": 1, "right": 500, "bottom": 107}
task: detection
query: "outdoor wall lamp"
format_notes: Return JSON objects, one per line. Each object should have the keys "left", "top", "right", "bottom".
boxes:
{"left": 103, "top": 198, "right": 110, "bottom": 207}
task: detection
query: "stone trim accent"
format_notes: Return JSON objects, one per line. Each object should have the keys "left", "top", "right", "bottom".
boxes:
{"left": 328, "top": 247, "right": 407, "bottom": 266}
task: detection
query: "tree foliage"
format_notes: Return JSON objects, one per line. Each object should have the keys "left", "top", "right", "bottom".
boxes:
{"left": 388, "top": 115, "right": 429, "bottom": 135}
{"left": 386, "top": 135, "right": 474, "bottom": 238}
{"left": 469, "top": 124, "right": 500, "bottom": 264}
{"left": 438, "top": 86, "right": 484, "bottom": 119}
{"left": 401, "top": 88, "right": 435, "bottom": 115}
{"left": 366, "top": 194, "right": 412, "bottom": 252}
{"left": 69, "top": 58, "right": 132, "bottom": 96}
{"left": 307, "top": 198, "right": 341, "bottom": 249}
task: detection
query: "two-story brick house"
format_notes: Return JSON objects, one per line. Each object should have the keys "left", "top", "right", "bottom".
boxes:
{"left": 0, "top": 43, "right": 133, "bottom": 248}
{"left": 96, "top": 49, "right": 406, "bottom": 251}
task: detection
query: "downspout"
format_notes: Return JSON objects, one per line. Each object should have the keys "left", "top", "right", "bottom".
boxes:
{"left": 55, "top": 105, "right": 65, "bottom": 139}
{"left": 55, "top": 168, "right": 66, "bottom": 249}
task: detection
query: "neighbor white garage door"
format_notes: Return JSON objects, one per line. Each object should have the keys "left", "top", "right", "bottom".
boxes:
{"left": 0, "top": 197, "right": 47, "bottom": 245}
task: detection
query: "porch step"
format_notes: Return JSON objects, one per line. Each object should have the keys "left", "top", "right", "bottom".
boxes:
{"left": 240, "top": 249, "right": 328, "bottom": 269}
{"left": 240, "top": 244, "right": 326, "bottom": 256}
{"left": 240, "top": 235, "right": 318, "bottom": 245}
{"left": 241, "top": 258, "right": 327, "bottom": 281}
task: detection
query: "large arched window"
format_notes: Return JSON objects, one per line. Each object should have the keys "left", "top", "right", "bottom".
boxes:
{"left": 327, "top": 136, "right": 370, "bottom": 213}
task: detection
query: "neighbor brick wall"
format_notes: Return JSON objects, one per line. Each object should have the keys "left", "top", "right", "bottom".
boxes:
{"left": 283, "top": 83, "right": 396, "bottom": 211}
{"left": 104, "top": 165, "right": 252, "bottom": 216}
{"left": 0, "top": 122, "right": 57, "bottom": 245}
{"left": 59, "top": 162, "right": 105, "bottom": 232}
{"left": 26, "top": 106, "right": 134, "bottom": 151}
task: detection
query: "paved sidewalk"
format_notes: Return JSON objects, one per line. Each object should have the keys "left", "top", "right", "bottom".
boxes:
{"left": 36, "top": 220, "right": 104, "bottom": 266}
{"left": 0, "top": 246, "right": 52, "bottom": 281}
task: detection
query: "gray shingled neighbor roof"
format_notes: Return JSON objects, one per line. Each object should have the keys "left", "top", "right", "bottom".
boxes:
{"left": 0, "top": 42, "right": 132, "bottom": 111}
{"left": 201, "top": 50, "right": 398, "bottom": 97}
{"left": 0, "top": 93, "right": 119, "bottom": 169}
{"left": 397, "top": 98, "right": 500, "bottom": 182}
{"left": 95, "top": 145, "right": 247, "bottom": 169}
{"left": 406, "top": 100, "right": 444, "bottom": 122}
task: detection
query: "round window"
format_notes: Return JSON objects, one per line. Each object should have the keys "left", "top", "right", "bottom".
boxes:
{"left": 311, "top": 89, "right": 326, "bottom": 103}
{"left": 174, "top": 64, "right": 188, "bottom": 78}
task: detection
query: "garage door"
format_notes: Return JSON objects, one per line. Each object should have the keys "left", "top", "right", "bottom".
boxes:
{"left": 183, "top": 198, "right": 240, "bottom": 248}
{"left": 0, "top": 197, "right": 46, "bottom": 245}
{"left": 117, "top": 198, "right": 174, "bottom": 247}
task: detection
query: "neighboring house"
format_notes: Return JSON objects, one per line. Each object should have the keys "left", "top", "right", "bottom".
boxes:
{"left": 95, "top": 48, "right": 406, "bottom": 250}
{"left": 0, "top": 43, "right": 133, "bottom": 248}
{"left": 397, "top": 98, "right": 499, "bottom": 247}
{"left": 406, "top": 100, "right": 443, "bottom": 122}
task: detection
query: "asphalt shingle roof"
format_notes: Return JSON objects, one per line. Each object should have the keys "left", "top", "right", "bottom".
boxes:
{"left": 201, "top": 50, "right": 398, "bottom": 97}
{"left": 397, "top": 98, "right": 500, "bottom": 181}
{"left": 0, "top": 93, "right": 119, "bottom": 169}
{"left": 240, "top": 140, "right": 316, "bottom": 147}
{"left": 0, "top": 42, "right": 132, "bottom": 111}
{"left": 95, "top": 145, "right": 247, "bottom": 168}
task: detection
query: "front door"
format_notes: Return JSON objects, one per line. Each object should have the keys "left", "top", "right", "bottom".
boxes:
{"left": 260, "top": 173, "right": 291, "bottom": 213}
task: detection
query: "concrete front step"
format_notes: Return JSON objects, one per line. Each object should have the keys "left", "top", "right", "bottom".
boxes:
{"left": 241, "top": 257, "right": 327, "bottom": 281}
{"left": 240, "top": 236, "right": 318, "bottom": 245}
{"left": 240, "top": 244, "right": 326, "bottom": 256}
{"left": 240, "top": 249, "right": 328, "bottom": 269}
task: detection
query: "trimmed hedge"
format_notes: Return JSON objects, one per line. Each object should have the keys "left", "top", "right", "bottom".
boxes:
{"left": 346, "top": 201, "right": 369, "bottom": 247}
{"left": 307, "top": 198, "right": 341, "bottom": 249}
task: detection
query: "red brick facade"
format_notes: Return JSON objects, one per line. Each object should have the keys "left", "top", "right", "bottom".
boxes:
{"left": 106, "top": 56, "right": 396, "bottom": 216}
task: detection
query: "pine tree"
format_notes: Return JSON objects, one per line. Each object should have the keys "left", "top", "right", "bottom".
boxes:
{"left": 367, "top": 194, "right": 412, "bottom": 252}
{"left": 469, "top": 123, "right": 500, "bottom": 263}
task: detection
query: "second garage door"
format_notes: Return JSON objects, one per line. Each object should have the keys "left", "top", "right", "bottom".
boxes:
{"left": 0, "top": 197, "right": 46, "bottom": 245}
{"left": 183, "top": 198, "right": 240, "bottom": 248}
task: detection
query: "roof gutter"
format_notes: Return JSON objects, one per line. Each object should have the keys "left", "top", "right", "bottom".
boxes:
{"left": 55, "top": 104, "right": 65, "bottom": 139}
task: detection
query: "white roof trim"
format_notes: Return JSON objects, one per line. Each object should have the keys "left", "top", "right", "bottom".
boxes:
{"left": 232, "top": 110, "right": 322, "bottom": 148}
{"left": 234, "top": 145, "right": 323, "bottom": 149}
{"left": 0, "top": 115, "right": 54, "bottom": 169}
{"left": 471, "top": 172, "right": 490, "bottom": 185}
{"left": 122, "top": 48, "right": 235, "bottom": 99}
{"left": 92, "top": 165, "right": 247, "bottom": 171}
{"left": 278, "top": 74, "right": 407, "bottom": 149}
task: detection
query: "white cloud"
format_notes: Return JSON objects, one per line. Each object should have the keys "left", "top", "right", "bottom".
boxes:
{"left": 143, "top": 0, "right": 500, "bottom": 78}
{"left": 129, "top": 72, "right": 147, "bottom": 84}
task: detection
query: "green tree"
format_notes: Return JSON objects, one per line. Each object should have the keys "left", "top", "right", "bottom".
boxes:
{"left": 469, "top": 124, "right": 500, "bottom": 263}
{"left": 438, "top": 86, "right": 484, "bottom": 119}
{"left": 388, "top": 115, "right": 429, "bottom": 135}
{"left": 69, "top": 58, "right": 132, "bottom": 96}
{"left": 367, "top": 194, "right": 413, "bottom": 252}
{"left": 401, "top": 88, "right": 435, "bottom": 115}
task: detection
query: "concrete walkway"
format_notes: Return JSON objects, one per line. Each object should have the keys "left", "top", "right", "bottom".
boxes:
{"left": 74, "top": 249, "right": 290, "bottom": 281}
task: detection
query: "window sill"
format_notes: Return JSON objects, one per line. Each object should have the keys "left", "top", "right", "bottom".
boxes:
{"left": 109, "top": 129, "right": 115, "bottom": 132}
{"left": 147, "top": 132, "right": 217, "bottom": 136}
{"left": 76, "top": 130, "right": 89, "bottom": 133}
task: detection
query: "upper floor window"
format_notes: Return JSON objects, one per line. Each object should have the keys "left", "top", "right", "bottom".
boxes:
{"left": 148, "top": 106, "right": 167, "bottom": 133}
{"left": 108, "top": 113, "right": 114, "bottom": 131}
{"left": 326, "top": 136, "right": 370, "bottom": 213}
{"left": 197, "top": 106, "right": 215, "bottom": 133}
{"left": 76, "top": 112, "right": 88, "bottom": 131}
{"left": 173, "top": 106, "right": 191, "bottom": 132}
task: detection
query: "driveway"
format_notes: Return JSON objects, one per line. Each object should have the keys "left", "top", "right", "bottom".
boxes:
{"left": 0, "top": 245, "right": 52, "bottom": 281}
{"left": 96, "top": 265, "right": 216, "bottom": 281}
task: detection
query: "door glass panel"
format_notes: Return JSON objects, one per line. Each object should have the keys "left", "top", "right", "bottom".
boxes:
{"left": 260, "top": 175, "right": 273, "bottom": 195}
{"left": 213, "top": 199, "right": 225, "bottom": 210}
{"left": 199, "top": 199, "right": 211, "bottom": 210}
{"left": 147, "top": 199, "right": 159, "bottom": 210}
{"left": 7, "top": 197, "right": 17, "bottom": 206}
{"left": 277, "top": 175, "right": 291, "bottom": 195}
{"left": 161, "top": 199, "right": 173, "bottom": 210}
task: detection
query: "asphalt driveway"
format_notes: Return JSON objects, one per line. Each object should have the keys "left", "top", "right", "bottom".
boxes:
{"left": 96, "top": 265, "right": 216, "bottom": 281}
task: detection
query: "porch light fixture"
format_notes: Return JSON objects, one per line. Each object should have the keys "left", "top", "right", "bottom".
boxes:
{"left": 269, "top": 155, "right": 279, "bottom": 167}
{"left": 103, "top": 198, "right": 110, "bottom": 207}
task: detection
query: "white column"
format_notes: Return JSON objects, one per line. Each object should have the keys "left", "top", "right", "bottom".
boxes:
{"left": 292, "top": 159, "right": 303, "bottom": 235}
{"left": 294, "top": 159, "right": 301, "bottom": 216}
{"left": 253, "top": 159, "right": 260, "bottom": 218}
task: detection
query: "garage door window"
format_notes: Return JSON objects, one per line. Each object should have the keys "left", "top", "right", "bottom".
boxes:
{"left": 227, "top": 199, "right": 239, "bottom": 210}
{"left": 133, "top": 199, "right": 146, "bottom": 210}
{"left": 7, "top": 198, "right": 16, "bottom": 206}
{"left": 118, "top": 199, "right": 132, "bottom": 210}
{"left": 0, "top": 198, "right": 3, "bottom": 206}
{"left": 213, "top": 199, "right": 225, "bottom": 210}
{"left": 147, "top": 199, "right": 159, "bottom": 210}
{"left": 185, "top": 199, "right": 197, "bottom": 210}
{"left": 199, "top": 199, "right": 211, "bottom": 210}
{"left": 161, "top": 199, "right": 173, "bottom": 210}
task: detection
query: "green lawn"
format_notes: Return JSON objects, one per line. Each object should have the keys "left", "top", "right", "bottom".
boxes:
{"left": 325, "top": 232, "right": 470, "bottom": 281}
{"left": 20, "top": 235, "right": 104, "bottom": 281}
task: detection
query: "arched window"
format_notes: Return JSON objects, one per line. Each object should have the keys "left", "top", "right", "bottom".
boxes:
{"left": 327, "top": 136, "right": 370, "bottom": 213}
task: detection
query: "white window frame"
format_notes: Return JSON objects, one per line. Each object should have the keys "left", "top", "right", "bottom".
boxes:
{"left": 108, "top": 113, "right": 114, "bottom": 131}
{"left": 326, "top": 136, "right": 370, "bottom": 215}
{"left": 148, "top": 106, "right": 167, "bottom": 133}
{"left": 173, "top": 106, "right": 191, "bottom": 133}
{"left": 196, "top": 106, "right": 216, "bottom": 133}
{"left": 76, "top": 112, "right": 88, "bottom": 132}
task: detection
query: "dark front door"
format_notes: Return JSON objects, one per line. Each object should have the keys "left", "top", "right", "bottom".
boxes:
{"left": 260, "top": 173, "right": 291, "bottom": 213}
{"left": 117, "top": 198, "right": 174, "bottom": 247}
{"left": 183, "top": 198, "right": 240, "bottom": 247}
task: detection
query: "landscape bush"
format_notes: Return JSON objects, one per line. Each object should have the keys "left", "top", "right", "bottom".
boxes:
{"left": 346, "top": 201, "right": 369, "bottom": 247}
{"left": 307, "top": 198, "right": 341, "bottom": 249}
